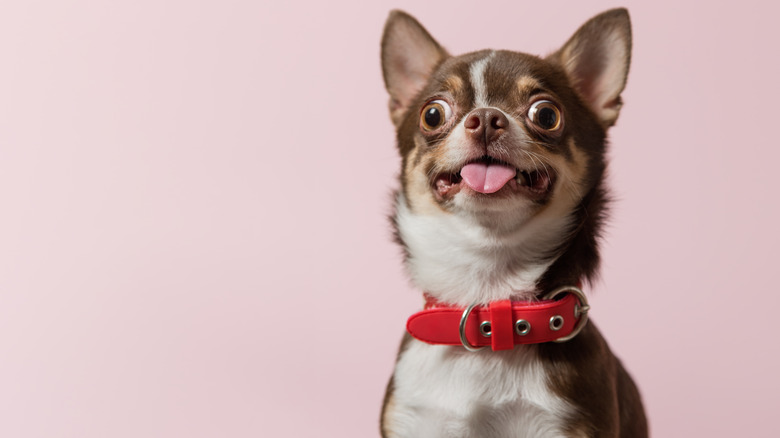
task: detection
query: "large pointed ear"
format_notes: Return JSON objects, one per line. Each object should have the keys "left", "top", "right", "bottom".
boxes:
{"left": 381, "top": 10, "right": 449, "bottom": 126}
{"left": 550, "top": 8, "right": 632, "bottom": 128}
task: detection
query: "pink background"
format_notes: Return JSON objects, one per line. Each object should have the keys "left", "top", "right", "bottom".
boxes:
{"left": 1, "top": 0, "right": 778, "bottom": 436}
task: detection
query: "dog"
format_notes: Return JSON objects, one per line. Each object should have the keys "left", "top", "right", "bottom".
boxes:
{"left": 379, "top": 8, "right": 647, "bottom": 438}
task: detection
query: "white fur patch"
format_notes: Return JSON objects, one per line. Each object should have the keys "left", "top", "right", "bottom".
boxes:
{"left": 385, "top": 340, "right": 574, "bottom": 437}
{"left": 469, "top": 52, "right": 495, "bottom": 108}
{"left": 395, "top": 188, "right": 573, "bottom": 305}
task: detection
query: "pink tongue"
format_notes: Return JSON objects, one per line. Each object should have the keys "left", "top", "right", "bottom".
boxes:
{"left": 460, "top": 162, "right": 517, "bottom": 194}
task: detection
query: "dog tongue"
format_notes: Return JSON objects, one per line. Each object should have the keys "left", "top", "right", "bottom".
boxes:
{"left": 460, "top": 162, "right": 516, "bottom": 194}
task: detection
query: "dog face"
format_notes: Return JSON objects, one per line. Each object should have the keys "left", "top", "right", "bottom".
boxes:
{"left": 382, "top": 10, "right": 631, "bottom": 236}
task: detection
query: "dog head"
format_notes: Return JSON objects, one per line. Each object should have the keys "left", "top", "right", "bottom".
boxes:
{"left": 382, "top": 10, "right": 631, "bottom": 299}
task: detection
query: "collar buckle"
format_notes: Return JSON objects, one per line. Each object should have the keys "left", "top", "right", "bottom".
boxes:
{"left": 410, "top": 285, "right": 590, "bottom": 351}
{"left": 543, "top": 286, "right": 590, "bottom": 343}
{"left": 458, "top": 303, "right": 484, "bottom": 352}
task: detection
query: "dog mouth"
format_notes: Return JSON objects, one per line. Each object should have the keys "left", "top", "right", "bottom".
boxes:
{"left": 433, "top": 156, "right": 556, "bottom": 201}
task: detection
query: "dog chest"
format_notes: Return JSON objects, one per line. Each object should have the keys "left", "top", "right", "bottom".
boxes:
{"left": 386, "top": 339, "right": 575, "bottom": 438}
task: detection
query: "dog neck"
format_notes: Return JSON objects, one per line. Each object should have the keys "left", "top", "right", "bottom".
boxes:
{"left": 394, "top": 193, "right": 577, "bottom": 306}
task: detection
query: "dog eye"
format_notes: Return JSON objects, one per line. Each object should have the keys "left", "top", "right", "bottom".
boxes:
{"left": 420, "top": 100, "right": 452, "bottom": 131}
{"left": 528, "top": 100, "right": 562, "bottom": 131}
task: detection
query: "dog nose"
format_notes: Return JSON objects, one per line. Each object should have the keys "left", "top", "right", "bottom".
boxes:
{"left": 464, "top": 108, "right": 508, "bottom": 145}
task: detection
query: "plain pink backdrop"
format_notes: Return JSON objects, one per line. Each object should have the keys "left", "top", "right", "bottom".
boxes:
{"left": 1, "top": 0, "right": 779, "bottom": 436}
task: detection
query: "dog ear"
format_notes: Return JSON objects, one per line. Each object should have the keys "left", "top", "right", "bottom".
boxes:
{"left": 381, "top": 10, "right": 449, "bottom": 126}
{"left": 550, "top": 8, "right": 632, "bottom": 128}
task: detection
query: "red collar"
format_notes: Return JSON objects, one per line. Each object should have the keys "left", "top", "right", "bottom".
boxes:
{"left": 406, "top": 286, "right": 589, "bottom": 351}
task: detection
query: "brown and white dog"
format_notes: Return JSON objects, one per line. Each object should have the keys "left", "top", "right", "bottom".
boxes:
{"left": 379, "top": 8, "right": 648, "bottom": 438}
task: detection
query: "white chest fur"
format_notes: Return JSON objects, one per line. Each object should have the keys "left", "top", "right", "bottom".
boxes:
{"left": 387, "top": 339, "right": 574, "bottom": 438}
{"left": 394, "top": 193, "right": 573, "bottom": 305}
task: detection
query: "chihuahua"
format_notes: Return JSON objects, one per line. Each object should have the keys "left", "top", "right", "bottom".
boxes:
{"left": 379, "top": 8, "right": 647, "bottom": 438}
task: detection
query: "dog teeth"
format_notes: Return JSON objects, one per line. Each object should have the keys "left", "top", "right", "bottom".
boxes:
{"left": 517, "top": 171, "right": 530, "bottom": 186}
